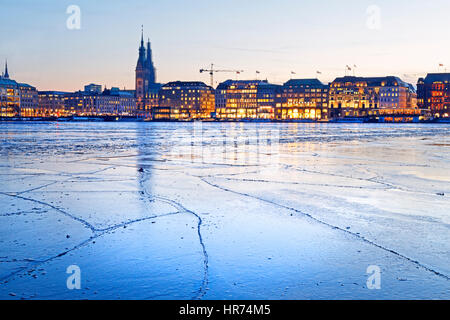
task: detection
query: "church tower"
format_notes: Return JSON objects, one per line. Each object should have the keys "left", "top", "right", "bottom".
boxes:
{"left": 135, "top": 27, "right": 159, "bottom": 118}
{"left": 135, "top": 27, "right": 147, "bottom": 100}
{"left": 145, "top": 39, "right": 156, "bottom": 84}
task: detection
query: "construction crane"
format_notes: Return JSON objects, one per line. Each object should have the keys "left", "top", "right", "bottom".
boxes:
{"left": 200, "top": 63, "right": 244, "bottom": 88}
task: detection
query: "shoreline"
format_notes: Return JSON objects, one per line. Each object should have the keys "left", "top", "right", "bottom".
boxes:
{"left": 1, "top": 116, "right": 449, "bottom": 124}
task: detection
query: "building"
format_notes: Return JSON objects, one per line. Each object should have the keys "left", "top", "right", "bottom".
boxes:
{"left": 215, "top": 80, "right": 282, "bottom": 120}
{"left": 0, "top": 61, "right": 37, "bottom": 117}
{"left": 328, "top": 76, "right": 419, "bottom": 121}
{"left": 138, "top": 83, "right": 161, "bottom": 120}
{"left": 154, "top": 81, "right": 215, "bottom": 120}
{"left": 38, "top": 91, "right": 69, "bottom": 117}
{"left": 135, "top": 29, "right": 160, "bottom": 119}
{"left": 0, "top": 78, "right": 20, "bottom": 117}
{"left": 377, "top": 82, "right": 420, "bottom": 122}
{"left": 417, "top": 73, "right": 450, "bottom": 118}
{"left": 17, "top": 83, "right": 39, "bottom": 117}
{"left": 277, "top": 79, "right": 329, "bottom": 120}
{"left": 64, "top": 87, "right": 136, "bottom": 116}
{"left": 64, "top": 91, "right": 97, "bottom": 116}
{"left": 0, "top": 60, "right": 20, "bottom": 117}
{"left": 84, "top": 83, "right": 102, "bottom": 94}
{"left": 97, "top": 87, "right": 136, "bottom": 116}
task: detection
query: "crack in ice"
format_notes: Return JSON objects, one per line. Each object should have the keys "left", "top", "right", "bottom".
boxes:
{"left": 198, "top": 176, "right": 450, "bottom": 282}
{"left": 139, "top": 170, "right": 210, "bottom": 300}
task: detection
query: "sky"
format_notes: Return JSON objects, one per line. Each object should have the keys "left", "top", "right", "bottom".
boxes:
{"left": 0, "top": 0, "right": 449, "bottom": 91}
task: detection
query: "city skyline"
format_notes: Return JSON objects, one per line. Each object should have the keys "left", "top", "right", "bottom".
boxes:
{"left": 1, "top": 0, "right": 450, "bottom": 91}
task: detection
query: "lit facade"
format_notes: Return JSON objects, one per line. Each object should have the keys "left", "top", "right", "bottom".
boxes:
{"left": 215, "top": 80, "right": 282, "bottom": 120}
{"left": 154, "top": 81, "right": 215, "bottom": 120}
{"left": 417, "top": 73, "right": 450, "bottom": 118}
{"left": 277, "top": 79, "right": 328, "bottom": 120}
{"left": 0, "top": 62, "right": 37, "bottom": 117}
{"left": 64, "top": 88, "right": 136, "bottom": 116}
{"left": 328, "top": 76, "right": 418, "bottom": 120}
{"left": 38, "top": 91, "right": 69, "bottom": 117}
{"left": 64, "top": 92, "right": 97, "bottom": 116}
{"left": 0, "top": 78, "right": 20, "bottom": 117}
{"left": 137, "top": 84, "right": 161, "bottom": 120}
{"left": 96, "top": 88, "right": 136, "bottom": 116}
{"left": 18, "top": 83, "right": 39, "bottom": 117}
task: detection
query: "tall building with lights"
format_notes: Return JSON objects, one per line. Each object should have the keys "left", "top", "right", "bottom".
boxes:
{"left": 18, "top": 83, "right": 39, "bottom": 117}
{"left": 417, "top": 73, "right": 450, "bottom": 118}
{"left": 0, "top": 61, "right": 20, "bottom": 117}
{"left": 64, "top": 87, "right": 136, "bottom": 116}
{"left": 0, "top": 61, "right": 38, "bottom": 117}
{"left": 38, "top": 91, "right": 69, "bottom": 117}
{"left": 328, "top": 76, "right": 420, "bottom": 121}
{"left": 277, "top": 79, "right": 329, "bottom": 120}
{"left": 154, "top": 81, "right": 215, "bottom": 120}
{"left": 215, "top": 80, "right": 282, "bottom": 120}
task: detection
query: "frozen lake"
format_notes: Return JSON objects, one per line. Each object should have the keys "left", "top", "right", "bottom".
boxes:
{"left": 0, "top": 122, "right": 449, "bottom": 299}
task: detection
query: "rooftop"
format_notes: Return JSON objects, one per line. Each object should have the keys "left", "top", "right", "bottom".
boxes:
{"left": 162, "top": 81, "right": 212, "bottom": 89}
{"left": 0, "top": 78, "right": 18, "bottom": 86}
{"left": 216, "top": 79, "right": 281, "bottom": 90}
{"left": 332, "top": 76, "right": 411, "bottom": 88}
{"left": 18, "top": 83, "right": 36, "bottom": 89}
{"left": 38, "top": 91, "right": 71, "bottom": 95}
{"left": 422, "top": 73, "right": 450, "bottom": 84}
{"left": 284, "top": 78, "right": 325, "bottom": 87}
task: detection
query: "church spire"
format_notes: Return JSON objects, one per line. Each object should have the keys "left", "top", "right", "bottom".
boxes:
{"left": 136, "top": 26, "right": 146, "bottom": 71}
{"left": 4, "top": 59, "right": 9, "bottom": 79}
{"left": 145, "top": 38, "right": 156, "bottom": 84}
{"left": 146, "top": 38, "right": 152, "bottom": 62}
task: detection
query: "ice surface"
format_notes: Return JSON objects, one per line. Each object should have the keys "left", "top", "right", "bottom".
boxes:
{"left": 0, "top": 122, "right": 449, "bottom": 299}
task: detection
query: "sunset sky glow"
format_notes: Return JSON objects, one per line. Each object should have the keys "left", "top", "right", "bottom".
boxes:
{"left": 1, "top": 0, "right": 449, "bottom": 91}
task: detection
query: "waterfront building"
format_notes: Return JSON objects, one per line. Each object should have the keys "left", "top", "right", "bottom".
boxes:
{"left": 64, "top": 91, "right": 97, "bottom": 116}
{"left": 0, "top": 61, "right": 36, "bottom": 117}
{"left": 0, "top": 72, "right": 20, "bottom": 117}
{"left": 18, "top": 83, "right": 39, "bottom": 117}
{"left": 328, "top": 76, "right": 419, "bottom": 121}
{"left": 0, "top": 78, "right": 20, "bottom": 117}
{"left": 377, "top": 82, "right": 421, "bottom": 122}
{"left": 154, "top": 81, "right": 215, "bottom": 120}
{"left": 97, "top": 87, "right": 136, "bottom": 116}
{"left": 417, "top": 73, "right": 450, "bottom": 118}
{"left": 215, "top": 80, "right": 282, "bottom": 120}
{"left": 135, "top": 30, "right": 160, "bottom": 119}
{"left": 64, "top": 87, "right": 136, "bottom": 116}
{"left": 137, "top": 83, "right": 161, "bottom": 120}
{"left": 38, "top": 91, "right": 69, "bottom": 117}
{"left": 277, "top": 79, "right": 328, "bottom": 120}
